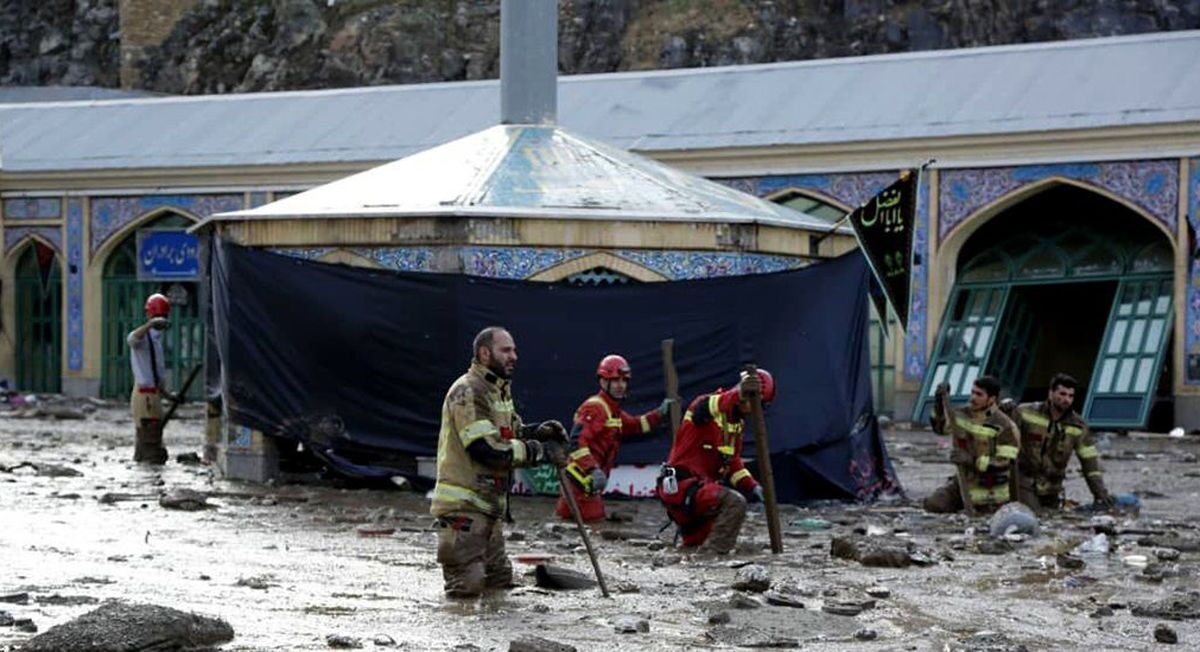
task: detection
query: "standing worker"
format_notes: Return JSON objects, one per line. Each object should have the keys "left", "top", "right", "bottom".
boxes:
{"left": 127, "top": 293, "right": 177, "bottom": 464}
{"left": 557, "top": 354, "right": 674, "bottom": 522}
{"left": 431, "top": 326, "right": 569, "bottom": 598}
{"left": 1005, "top": 373, "right": 1113, "bottom": 511}
{"left": 657, "top": 369, "right": 774, "bottom": 554}
{"left": 924, "top": 375, "right": 1020, "bottom": 514}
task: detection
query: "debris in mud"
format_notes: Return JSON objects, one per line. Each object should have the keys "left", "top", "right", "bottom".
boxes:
{"left": 175, "top": 452, "right": 202, "bottom": 465}
{"left": 1091, "top": 607, "right": 1114, "bottom": 618}
{"left": 507, "top": 531, "right": 526, "bottom": 542}
{"left": 14, "top": 618, "right": 36, "bottom": 633}
{"left": 708, "top": 626, "right": 799, "bottom": 648}
{"left": 1131, "top": 593, "right": 1200, "bottom": 620}
{"left": 36, "top": 464, "right": 82, "bottom": 477}
{"left": 830, "top": 534, "right": 927, "bottom": 567}
{"left": 235, "top": 575, "right": 276, "bottom": 590}
{"left": 989, "top": 503, "right": 1039, "bottom": 538}
{"left": 977, "top": 539, "right": 1014, "bottom": 555}
{"left": 1139, "top": 536, "right": 1200, "bottom": 552}
{"left": 605, "top": 510, "right": 633, "bottom": 523}
{"left": 16, "top": 600, "right": 233, "bottom": 652}
{"left": 1056, "top": 553, "right": 1086, "bottom": 570}
{"left": 613, "top": 615, "right": 649, "bottom": 633}
{"left": 1074, "top": 533, "right": 1110, "bottom": 556}
{"left": 534, "top": 564, "right": 595, "bottom": 590}
{"left": 372, "top": 634, "right": 396, "bottom": 647}
{"left": 613, "top": 579, "right": 640, "bottom": 594}
{"left": 1155, "top": 548, "right": 1182, "bottom": 561}
{"left": 0, "top": 592, "right": 29, "bottom": 605}
{"left": 763, "top": 590, "right": 805, "bottom": 608}
{"left": 708, "top": 610, "right": 732, "bottom": 624}
{"left": 732, "top": 564, "right": 771, "bottom": 592}
{"left": 854, "top": 628, "right": 878, "bottom": 641}
{"left": 865, "top": 585, "right": 891, "bottom": 598}
{"left": 791, "top": 517, "right": 832, "bottom": 530}
{"left": 36, "top": 594, "right": 99, "bottom": 606}
{"left": 159, "top": 488, "right": 210, "bottom": 511}
{"left": 509, "top": 635, "right": 577, "bottom": 652}
{"left": 325, "top": 633, "right": 363, "bottom": 648}
{"left": 599, "top": 529, "right": 635, "bottom": 541}
{"left": 729, "top": 593, "right": 762, "bottom": 609}
{"left": 1154, "top": 623, "right": 1178, "bottom": 644}
{"left": 821, "top": 598, "right": 874, "bottom": 616}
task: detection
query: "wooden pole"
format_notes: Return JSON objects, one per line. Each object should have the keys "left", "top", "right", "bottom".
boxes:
{"left": 743, "top": 364, "right": 784, "bottom": 554}
{"left": 660, "top": 339, "right": 682, "bottom": 439}
{"left": 557, "top": 467, "right": 610, "bottom": 597}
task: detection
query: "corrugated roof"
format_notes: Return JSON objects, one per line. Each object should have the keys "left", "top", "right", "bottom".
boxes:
{"left": 207, "top": 124, "right": 835, "bottom": 230}
{"left": 2, "top": 31, "right": 1198, "bottom": 173}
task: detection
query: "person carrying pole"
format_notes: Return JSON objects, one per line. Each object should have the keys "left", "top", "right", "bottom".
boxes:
{"left": 127, "top": 293, "right": 178, "bottom": 465}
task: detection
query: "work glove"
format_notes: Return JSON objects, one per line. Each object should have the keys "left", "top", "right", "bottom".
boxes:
{"left": 589, "top": 468, "right": 607, "bottom": 495}
{"left": 534, "top": 420, "right": 568, "bottom": 445}
{"left": 540, "top": 440, "right": 567, "bottom": 467}
{"left": 748, "top": 486, "right": 765, "bottom": 504}
{"left": 149, "top": 317, "right": 170, "bottom": 331}
{"left": 948, "top": 448, "right": 974, "bottom": 465}
{"left": 657, "top": 398, "right": 676, "bottom": 419}
{"left": 737, "top": 371, "right": 761, "bottom": 399}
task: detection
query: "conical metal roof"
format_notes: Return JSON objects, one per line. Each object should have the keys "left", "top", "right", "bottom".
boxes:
{"left": 208, "top": 124, "right": 831, "bottom": 230}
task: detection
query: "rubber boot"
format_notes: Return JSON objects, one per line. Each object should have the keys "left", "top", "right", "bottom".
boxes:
{"left": 134, "top": 419, "right": 168, "bottom": 465}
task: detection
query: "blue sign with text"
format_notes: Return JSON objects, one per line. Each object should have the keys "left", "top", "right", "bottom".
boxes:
{"left": 136, "top": 229, "right": 200, "bottom": 281}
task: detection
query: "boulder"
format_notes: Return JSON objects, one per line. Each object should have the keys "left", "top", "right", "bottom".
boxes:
{"left": 16, "top": 600, "right": 233, "bottom": 651}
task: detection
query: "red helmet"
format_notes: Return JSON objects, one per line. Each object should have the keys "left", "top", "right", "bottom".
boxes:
{"left": 741, "top": 368, "right": 776, "bottom": 404}
{"left": 596, "top": 354, "right": 631, "bottom": 380}
{"left": 145, "top": 293, "right": 171, "bottom": 318}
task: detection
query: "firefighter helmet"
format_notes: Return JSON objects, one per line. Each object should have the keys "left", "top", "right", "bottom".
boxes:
{"left": 144, "top": 293, "right": 171, "bottom": 318}
{"left": 596, "top": 354, "right": 631, "bottom": 380}
{"left": 740, "top": 368, "right": 776, "bottom": 404}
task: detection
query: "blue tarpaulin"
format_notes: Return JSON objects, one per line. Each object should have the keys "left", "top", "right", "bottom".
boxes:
{"left": 209, "top": 238, "right": 899, "bottom": 503}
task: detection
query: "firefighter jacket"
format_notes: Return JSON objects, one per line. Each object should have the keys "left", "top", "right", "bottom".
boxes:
{"left": 932, "top": 403, "right": 1020, "bottom": 507}
{"left": 431, "top": 362, "right": 538, "bottom": 519}
{"left": 564, "top": 392, "right": 661, "bottom": 492}
{"left": 666, "top": 388, "right": 758, "bottom": 494}
{"left": 1013, "top": 401, "right": 1105, "bottom": 498}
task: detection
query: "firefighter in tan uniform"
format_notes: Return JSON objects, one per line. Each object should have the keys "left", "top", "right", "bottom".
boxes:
{"left": 1005, "top": 373, "right": 1113, "bottom": 511}
{"left": 431, "top": 326, "right": 568, "bottom": 598}
{"left": 924, "top": 375, "right": 1020, "bottom": 514}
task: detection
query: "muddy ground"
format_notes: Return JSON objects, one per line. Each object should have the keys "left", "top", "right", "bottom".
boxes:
{"left": 2, "top": 406, "right": 1199, "bottom": 651}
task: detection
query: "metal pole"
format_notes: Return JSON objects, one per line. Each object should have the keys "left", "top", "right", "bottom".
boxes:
{"left": 500, "top": 0, "right": 558, "bottom": 125}
{"left": 744, "top": 364, "right": 784, "bottom": 554}
{"left": 557, "top": 467, "right": 610, "bottom": 597}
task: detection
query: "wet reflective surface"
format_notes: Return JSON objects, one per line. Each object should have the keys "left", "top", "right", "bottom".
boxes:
{"left": 2, "top": 409, "right": 1199, "bottom": 650}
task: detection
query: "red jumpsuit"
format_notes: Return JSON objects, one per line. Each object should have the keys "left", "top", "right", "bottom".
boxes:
{"left": 556, "top": 392, "right": 662, "bottom": 522}
{"left": 658, "top": 388, "right": 758, "bottom": 546}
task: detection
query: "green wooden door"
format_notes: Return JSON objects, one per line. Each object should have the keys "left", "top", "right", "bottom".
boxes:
{"left": 14, "top": 245, "right": 62, "bottom": 393}
{"left": 1083, "top": 275, "right": 1173, "bottom": 427}
{"left": 913, "top": 285, "right": 1010, "bottom": 424}
{"left": 100, "top": 220, "right": 204, "bottom": 400}
{"left": 988, "top": 291, "right": 1039, "bottom": 401}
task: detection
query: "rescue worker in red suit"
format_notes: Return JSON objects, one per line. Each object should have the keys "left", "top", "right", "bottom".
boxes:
{"left": 557, "top": 355, "right": 675, "bottom": 522}
{"left": 658, "top": 369, "right": 775, "bottom": 554}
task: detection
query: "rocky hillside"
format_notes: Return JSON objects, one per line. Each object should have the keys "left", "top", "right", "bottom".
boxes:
{"left": 2, "top": 0, "right": 1198, "bottom": 93}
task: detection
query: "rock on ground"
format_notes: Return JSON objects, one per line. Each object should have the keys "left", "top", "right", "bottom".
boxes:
{"left": 732, "top": 564, "right": 771, "bottom": 592}
{"left": 509, "top": 636, "right": 578, "bottom": 652}
{"left": 16, "top": 600, "right": 233, "bottom": 652}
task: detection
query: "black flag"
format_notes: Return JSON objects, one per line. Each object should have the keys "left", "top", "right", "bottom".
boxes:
{"left": 847, "top": 170, "right": 918, "bottom": 331}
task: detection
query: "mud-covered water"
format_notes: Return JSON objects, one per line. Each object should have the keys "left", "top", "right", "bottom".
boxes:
{"left": 2, "top": 409, "right": 1198, "bottom": 651}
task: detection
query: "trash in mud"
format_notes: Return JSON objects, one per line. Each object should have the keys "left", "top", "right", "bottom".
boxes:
{"left": 1139, "top": 536, "right": 1200, "bottom": 552}
{"left": 16, "top": 600, "right": 233, "bottom": 652}
{"left": 732, "top": 564, "right": 771, "bottom": 592}
{"left": 534, "top": 564, "right": 595, "bottom": 590}
{"left": 791, "top": 518, "right": 832, "bottom": 530}
{"left": 613, "top": 615, "right": 649, "bottom": 633}
{"left": 1074, "top": 533, "right": 1110, "bottom": 556}
{"left": 325, "top": 633, "right": 362, "bottom": 648}
{"left": 0, "top": 593, "right": 29, "bottom": 605}
{"left": 855, "top": 628, "right": 878, "bottom": 640}
{"left": 158, "top": 488, "right": 210, "bottom": 511}
{"left": 763, "top": 591, "right": 805, "bottom": 608}
{"left": 989, "top": 502, "right": 1039, "bottom": 538}
{"left": 1131, "top": 593, "right": 1200, "bottom": 620}
{"left": 509, "top": 636, "right": 577, "bottom": 652}
{"left": 1154, "top": 623, "right": 1179, "bottom": 644}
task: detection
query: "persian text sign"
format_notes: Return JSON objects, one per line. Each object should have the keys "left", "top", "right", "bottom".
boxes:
{"left": 847, "top": 170, "right": 918, "bottom": 331}
{"left": 137, "top": 229, "right": 199, "bottom": 281}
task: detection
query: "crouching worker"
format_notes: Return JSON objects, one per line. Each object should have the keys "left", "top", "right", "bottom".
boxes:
{"left": 923, "top": 375, "right": 1020, "bottom": 514}
{"left": 657, "top": 369, "right": 774, "bottom": 554}
{"left": 557, "top": 354, "right": 674, "bottom": 522}
{"left": 431, "top": 326, "right": 568, "bottom": 598}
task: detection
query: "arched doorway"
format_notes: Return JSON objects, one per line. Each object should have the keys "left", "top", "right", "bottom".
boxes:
{"left": 916, "top": 185, "right": 1174, "bottom": 428}
{"left": 14, "top": 242, "right": 62, "bottom": 392}
{"left": 562, "top": 267, "right": 637, "bottom": 286}
{"left": 99, "top": 213, "right": 204, "bottom": 399}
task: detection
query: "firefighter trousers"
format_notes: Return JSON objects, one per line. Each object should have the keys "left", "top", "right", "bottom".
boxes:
{"left": 436, "top": 511, "right": 512, "bottom": 598}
